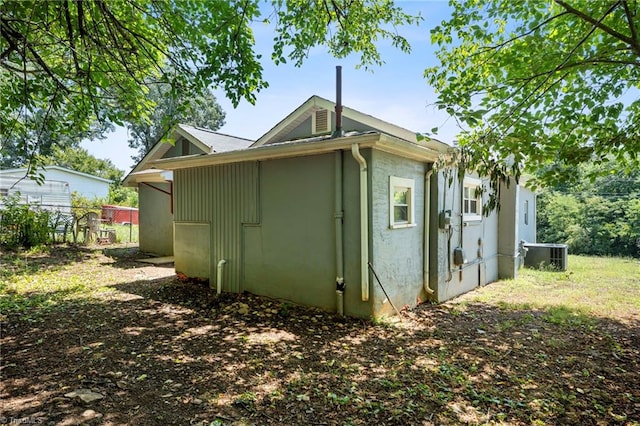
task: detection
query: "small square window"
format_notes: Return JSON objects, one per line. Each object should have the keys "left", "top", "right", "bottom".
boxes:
{"left": 27, "top": 194, "right": 42, "bottom": 205}
{"left": 463, "top": 178, "right": 482, "bottom": 220}
{"left": 390, "top": 176, "right": 415, "bottom": 228}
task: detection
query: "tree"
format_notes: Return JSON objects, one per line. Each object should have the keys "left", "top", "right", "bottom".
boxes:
{"left": 427, "top": 0, "right": 640, "bottom": 188}
{"left": 45, "top": 146, "right": 124, "bottom": 182}
{"left": 537, "top": 163, "right": 640, "bottom": 257}
{"left": 1, "top": 0, "right": 420, "bottom": 169}
{"left": 127, "top": 83, "right": 226, "bottom": 162}
{"left": 0, "top": 112, "right": 112, "bottom": 169}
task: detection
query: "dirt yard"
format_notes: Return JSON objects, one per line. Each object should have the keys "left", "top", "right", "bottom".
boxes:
{"left": 1, "top": 246, "right": 639, "bottom": 425}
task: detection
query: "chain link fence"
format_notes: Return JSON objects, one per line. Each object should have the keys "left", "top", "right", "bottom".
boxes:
{"left": 0, "top": 202, "right": 138, "bottom": 246}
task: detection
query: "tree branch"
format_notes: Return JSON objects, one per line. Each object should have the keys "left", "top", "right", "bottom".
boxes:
{"left": 488, "top": 1, "right": 622, "bottom": 134}
{"left": 622, "top": 0, "right": 640, "bottom": 51}
{"left": 554, "top": 0, "right": 638, "bottom": 53}
{"left": 63, "top": 0, "right": 82, "bottom": 77}
{"left": 476, "top": 11, "right": 571, "bottom": 56}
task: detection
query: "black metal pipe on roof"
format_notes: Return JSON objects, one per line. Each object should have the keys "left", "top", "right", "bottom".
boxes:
{"left": 332, "top": 65, "right": 344, "bottom": 138}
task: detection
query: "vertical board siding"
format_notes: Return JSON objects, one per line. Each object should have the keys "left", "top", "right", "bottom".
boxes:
{"left": 175, "top": 162, "right": 259, "bottom": 292}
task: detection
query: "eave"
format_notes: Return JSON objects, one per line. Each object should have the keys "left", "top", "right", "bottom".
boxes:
{"left": 153, "top": 133, "right": 447, "bottom": 171}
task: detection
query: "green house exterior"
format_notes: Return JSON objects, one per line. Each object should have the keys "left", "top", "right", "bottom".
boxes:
{"left": 155, "top": 96, "right": 536, "bottom": 318}
{"left": 123, "top": 125, "right": 253, "bottom": 256}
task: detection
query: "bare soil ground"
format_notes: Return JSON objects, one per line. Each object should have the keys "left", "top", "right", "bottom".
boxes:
{"left": 1, "top": 246, "right": 639, "bottom": 425}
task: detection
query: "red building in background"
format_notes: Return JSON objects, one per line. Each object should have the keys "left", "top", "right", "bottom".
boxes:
{"left": 101, "top": 205, "right": 139, "bottom": 225}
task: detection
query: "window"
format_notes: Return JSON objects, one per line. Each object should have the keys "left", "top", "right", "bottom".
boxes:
{"left": 27, "top": 194, "right": 42, "bottom": 205}
{"left": 463, "top": 178, "right": 482, "bottom": 221}
{"left": 524, "top": 200, "right": 529, "bottom": 225}
{"left": 389, "top": 176, "right": 415, "bottom": 228}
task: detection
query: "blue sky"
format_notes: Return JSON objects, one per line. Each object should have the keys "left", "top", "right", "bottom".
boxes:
{"left": 81, "top": 1, "right": 458, "bottom": 173}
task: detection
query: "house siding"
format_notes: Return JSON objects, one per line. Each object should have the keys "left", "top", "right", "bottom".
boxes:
{"left": 498, "top": 181, "right": 519, "bottom": 279}
{"left": 369, "top": 150, "right": 426, "bottom": 316}
{"left": 342, "top": 148, "right": 374, "bottom": 318}
{"left": 518, "top": 187, "right": 537, "bottom": 244}
{"left": 165, "top": 137, "right": 207, "bottom": 158}
{"left": 42, "top": 169, "right": 110, "bottom": 199}
{"left": 169, "top": 145, "right": 532, "bottom": 317}
{"left": 174, "top": 162, "right": 259, "bottom": 291}
{"left": 139, "top": 183, "right": 173, "bottom": 256}
{"left": 0, "top": 168, "right": 109, "bottom": 200}
{"left": 172, "top": 151, "right": 376, "bottom": 317}
{"left": 243, "top": 154, "right": 338, "bottom": 311}
{"left": 278, "top": 114, "right": 392, "bottom": 141}
{"left": 432, "top": 170, "right": 501, "bottom": 302}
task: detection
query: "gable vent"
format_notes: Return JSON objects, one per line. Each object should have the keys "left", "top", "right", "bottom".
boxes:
{"left": 312, "top": 109, "right": 330, "bottom": 134}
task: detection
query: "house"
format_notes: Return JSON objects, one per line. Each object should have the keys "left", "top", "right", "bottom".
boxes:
{"left": 0, "top": 165, "right": 111, "bottom": 201}
{"left": 151, "top": 94, "right": 536, "bottom": 318}
{"left": 122, "top": 124, "right": 253, "bottom": 256}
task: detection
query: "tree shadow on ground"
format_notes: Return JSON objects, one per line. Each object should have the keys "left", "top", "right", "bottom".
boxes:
{"left": 2, "top": 272, "right": 639, "bottom": 425}
{"left": 0, "top": 244, "right": 95, "bottom": 277}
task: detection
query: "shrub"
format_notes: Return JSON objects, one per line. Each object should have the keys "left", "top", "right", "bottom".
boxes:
{"left": 0, "top": 193, "right": 53, "bottom": 249}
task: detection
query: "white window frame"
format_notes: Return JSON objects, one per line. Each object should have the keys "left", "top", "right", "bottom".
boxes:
{"left": 463, "top": 177, "right": 482, "bottom": 221}
{"left": 389, "top": 176, "right": 416, "bottom": 229}
{"left": 524, "top": 199, "right": 529, "bottom": 225}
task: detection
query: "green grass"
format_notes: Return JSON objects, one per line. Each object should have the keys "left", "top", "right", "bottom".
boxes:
{"left": 0, "top": 247, "right": 118, "bottom": 320}
{"left": 58, "top": 223, "right": 139, "bottom": 244}
{"left": 112, "top": 223, "right": 138, "bottom": 243}
{"left": 462, "top": 255, "right": 640, "bottom": 320}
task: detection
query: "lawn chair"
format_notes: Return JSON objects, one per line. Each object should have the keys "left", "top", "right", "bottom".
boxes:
{"left": 50, "top": 211, "right": 75, "bottom": 243}
{"left": 76, "top": 212, "right": 100, "bottom": 244}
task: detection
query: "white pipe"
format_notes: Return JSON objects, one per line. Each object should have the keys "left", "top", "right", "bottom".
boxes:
{"left": 424, "top": 168, "right": 435, "bottom": 295}
{"left": 336, "top": 290, "right": 344, "bottom": 316}
{"left": 351, "top": 144, "right": 370, "bottom": 301}
{"left": 216, "top": 259, "right": 226, "bottom": 295}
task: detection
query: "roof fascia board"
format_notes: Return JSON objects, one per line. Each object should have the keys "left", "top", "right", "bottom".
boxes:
{"left": 341, "top": 106, "right": 418, "bottom": 142}
{"left": 0, "top": 165, "right": 112, "bottom": 183}
{"left": 175, "top": 125, "right": 215, "bottom": 153}
{"left": 124, "top": 124, "right": 211, "bottom": 179}
{"left": 125, "top": 139, "right": 172, "bottom": 177}
{"left": 123, "top": 125, "right": 197, "bottom": 186}
{"left": 376, "top": 134, "right": 442, "bottom": 163}
{"left": 253, "top": 96, "right": 333, "bottom": 147}
{"left": 124, "top": 170, "right": 171, "bottom": 186}
{"left": 154, "top": 133, "right": 444, "bottom": 170}
{"left": 46, "top": 166, "right": 113, "bottom": 183}
{"left": 156, "top": 133, "right": 380, "bottom": 169}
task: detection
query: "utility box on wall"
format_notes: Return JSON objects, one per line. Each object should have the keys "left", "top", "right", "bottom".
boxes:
{"left": 523, "top": 243, "right": 568, "bottom": 271}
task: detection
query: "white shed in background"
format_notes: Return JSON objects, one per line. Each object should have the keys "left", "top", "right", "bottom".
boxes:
{"left": 0, "top": 166, "right": 111, "bottom": 200}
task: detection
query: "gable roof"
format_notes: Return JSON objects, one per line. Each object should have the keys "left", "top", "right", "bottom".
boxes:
{"left": 252, "top": 95, "right": 428, "bottom": 147}
{"left": 0, "top": 165, "right": 112, "bottom": 183}
{"left": 152, "top": 96, "right": 453, "bottom": 171}
{"left": 123, "top": 124, "right": 254, "bottom": 186}
{"left": 177, "top": 125, "right": 253, "bottom": 153}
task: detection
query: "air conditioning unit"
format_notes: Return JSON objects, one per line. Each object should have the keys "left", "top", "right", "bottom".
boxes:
{"left": 523, "top": 243, "right": 568, "bottom": 271}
